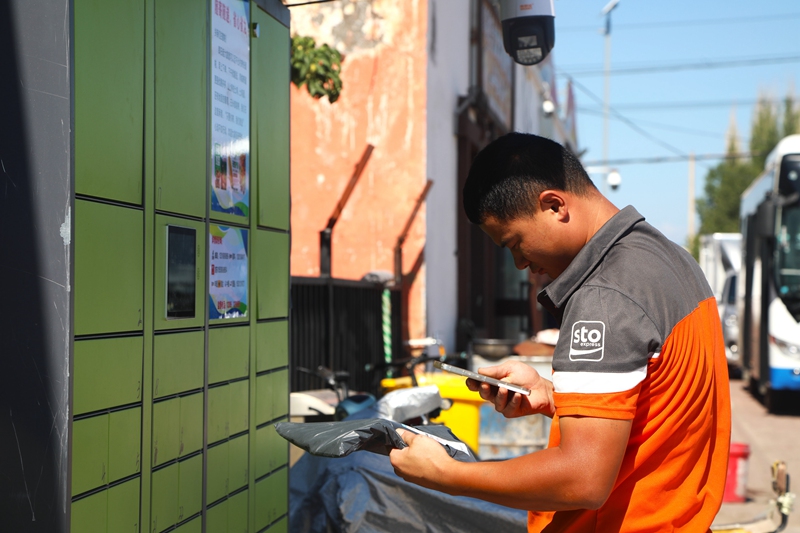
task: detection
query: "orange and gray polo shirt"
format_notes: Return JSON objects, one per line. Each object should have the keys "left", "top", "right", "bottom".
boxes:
{"left": 529, "top": 206, "right": 731, "bottom": 533}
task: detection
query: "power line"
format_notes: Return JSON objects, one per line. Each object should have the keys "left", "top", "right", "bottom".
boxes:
{"left": 579, "top": 99, "right": 764, "bottom": 112}
{"left": 583, "top": 152, "right": 764, "bottom": 166}
{"left": 559, "top": 12, "right": 800, "bottom": 33}
{"left": 577, "top": 107, "right": 739, "bottom": 140}
{"left": 560, "top": 54, "right": 800, "bottom": 78}
{"left": 569, "top": 78, "right": 688, "bottom": 158}
{"left": 283, "top": 0, "right": 337, "bottom": 6}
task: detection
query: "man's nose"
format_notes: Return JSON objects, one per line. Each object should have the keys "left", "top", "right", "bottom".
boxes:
{"left": 512, "top": 251, "right": 530, "bottom": 270}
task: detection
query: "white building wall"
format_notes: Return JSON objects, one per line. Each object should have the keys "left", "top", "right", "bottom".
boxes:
{"left": 514, "top": 64, "right": 543, "bottom": 136}
{"left": 425, "top": 0, "right": 470, "bottom": 352}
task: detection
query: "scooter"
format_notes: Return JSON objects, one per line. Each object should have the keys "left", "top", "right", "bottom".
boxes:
{"left": 290, "top": 365, "right": 377, "bottom": 422}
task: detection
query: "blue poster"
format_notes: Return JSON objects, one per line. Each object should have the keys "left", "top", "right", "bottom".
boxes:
{"left": 210, "top": 0, "right": 250, "bottom": 216}
{"left": 209, "top": 224, "right": 248, "bottom": 319}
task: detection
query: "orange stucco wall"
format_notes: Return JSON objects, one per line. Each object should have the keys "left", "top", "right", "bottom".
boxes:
{"left": 290, "top": 1, "right": 429, "bottom": 340}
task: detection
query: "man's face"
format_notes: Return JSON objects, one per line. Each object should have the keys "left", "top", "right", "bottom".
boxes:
{"left": 480, "top": 212, "right": 574, "bottom": 279}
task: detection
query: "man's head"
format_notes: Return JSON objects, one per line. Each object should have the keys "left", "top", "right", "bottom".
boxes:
{"left": 464, "top": 133, "right": 611, "bottom": 279}
{"left": 463, "top": 132, "right": 596, "bottom": 225}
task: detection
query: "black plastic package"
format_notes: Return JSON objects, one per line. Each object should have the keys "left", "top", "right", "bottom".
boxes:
{"left": 274, "top": 418, "right": 476, "bottom": 462}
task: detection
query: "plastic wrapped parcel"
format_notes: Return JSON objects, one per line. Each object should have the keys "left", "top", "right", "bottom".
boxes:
{"left": 374, "top": 385, "right": 445, "bottom": 422}
{"left": 287, "top": 417, "right": 528, "bottom": 532}
{"left": 274, "top": 418, "right": 476, "bottom": 462}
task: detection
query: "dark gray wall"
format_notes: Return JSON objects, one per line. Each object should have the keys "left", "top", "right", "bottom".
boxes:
{"left": 0, "top": 1, "right": 73, "bottom": 531}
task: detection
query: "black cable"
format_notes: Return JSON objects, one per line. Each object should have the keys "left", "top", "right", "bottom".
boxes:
{"left": 559, "top": 12, "right": 800, "bottom": 33}
{"left": 569, "top": 77, "right": 688, "bottom": 158}
{"left": 283, "top": 0, "right": 338, "bottom": 7}
{"left": 583, "top": 152, "right": 766, "bottom": 167}
{"left": 579, "top": 99, "right": 765, "bottom": 112}
{"left": 560, "top": 54, "right": 800, "bottom": 78}
{"left": 577, "top": 107, "right": 743, "bottom": 141}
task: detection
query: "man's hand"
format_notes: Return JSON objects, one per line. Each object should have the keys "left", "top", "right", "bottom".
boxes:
{"left": 466, "top": 361, "right": 555, "bottom": 418}
{"left": 389, "top": 417, "right": 631, "bottom": 511}
{"left": 389, "top": 428, "right": 455, "bottom": 492}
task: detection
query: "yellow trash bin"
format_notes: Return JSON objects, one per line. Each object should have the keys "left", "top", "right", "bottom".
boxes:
{"left": 380, "top": 372, "right": 484, "bottom": 452}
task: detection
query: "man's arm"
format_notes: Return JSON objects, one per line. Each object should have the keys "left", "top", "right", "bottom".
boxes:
{"left": 389, "top": 414, "right": 631, "bottom": 511}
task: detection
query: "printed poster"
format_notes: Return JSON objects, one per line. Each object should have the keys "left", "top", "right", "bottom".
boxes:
{"left": 209, "top": 225, "right": 248, "bottom": 319}
{"left": 211, "top": 0, "right": 250, "bottom": 216}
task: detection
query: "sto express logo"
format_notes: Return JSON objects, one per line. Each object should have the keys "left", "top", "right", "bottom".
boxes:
{"left": 569, "top": 321, "right": 605, "bottom": 361}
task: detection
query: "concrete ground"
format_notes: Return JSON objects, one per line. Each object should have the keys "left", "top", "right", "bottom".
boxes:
{"left": 712, "top": 376, "right": 800, "bottom": 532}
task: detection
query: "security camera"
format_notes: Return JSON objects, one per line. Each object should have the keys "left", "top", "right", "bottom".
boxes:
{"left": 607, "top": 170, "right": 622, "bottom": 191}
{"left": 499, "top": 0, "right": 555, "bottom": 66}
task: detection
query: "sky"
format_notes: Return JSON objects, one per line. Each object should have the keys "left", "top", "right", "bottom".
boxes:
{"left": 548, "top": 0, "right": 800, "bottom": 245}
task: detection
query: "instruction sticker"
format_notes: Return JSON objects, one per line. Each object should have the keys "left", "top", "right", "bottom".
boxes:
{"left": 210, "top": 0, "right": 250, "bottom": 217}
{"left": 209, "top": 224, "right": 248, "bottom": 319}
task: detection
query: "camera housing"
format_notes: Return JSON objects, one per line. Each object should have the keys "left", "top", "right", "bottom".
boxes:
{"left": 607, "top": 170, "right": 622, "bottom": 191}
{"left": 499, "top": 0, "right": 555, "bottom": 66}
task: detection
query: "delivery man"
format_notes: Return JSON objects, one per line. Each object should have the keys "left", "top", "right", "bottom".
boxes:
{"left": 389, "top": 132, "right": 731, "bottom": 532}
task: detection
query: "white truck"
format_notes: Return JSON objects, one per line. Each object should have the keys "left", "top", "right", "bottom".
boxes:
{"left": 698, "top": 233, "right": 742, "bottom": 366}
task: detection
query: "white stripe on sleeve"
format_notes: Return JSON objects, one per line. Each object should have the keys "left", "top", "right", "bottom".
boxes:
{"left": 553, "top": 365, "right": 647, "bottom": 394}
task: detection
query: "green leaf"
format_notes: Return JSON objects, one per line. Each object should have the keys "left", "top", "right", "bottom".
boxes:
{"left": 290, "top": 34, "right": 344, "bottom": 103}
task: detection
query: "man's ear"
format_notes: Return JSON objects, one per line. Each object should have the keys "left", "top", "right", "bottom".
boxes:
{"left": 539, "top": 190, "right": 568, "bottom": 220}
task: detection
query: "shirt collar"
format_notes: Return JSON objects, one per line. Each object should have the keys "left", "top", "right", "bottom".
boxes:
{"left": 538, "top": 205, "right": 645, "bottom": 314}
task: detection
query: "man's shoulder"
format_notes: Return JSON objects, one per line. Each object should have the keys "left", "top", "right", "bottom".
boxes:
{"left": 592, "top": 221, "right": 700, "bottom": 289}
{"left": 573, "top": 221, "right": 712, "bottom": 332}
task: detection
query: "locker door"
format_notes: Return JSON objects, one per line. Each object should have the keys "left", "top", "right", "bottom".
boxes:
{"left": 74, "top": 336, "right": 143, "bottom": 415}
{"left": 154, "top": 0, "right": 207, "bottom": 217}
{"left": 75, "top": 200, "right": 143, "bottom": 335}
{"left": 228, "top": 380, "right": 249, "bottom": 436}
{"left": 227, "top": 434, "right": 249, "bottom": 493}
{"left": 256, "top": 370, "right": 289, "bottom": 426}
{"left": 152, "top": 398, "right": 180, "bottom": 467}
{"left": 108, "top": 406, "right": 141, "bottom": 483}
{"left": 179, "top": 393, "right": 204, "bottom": 457}
{"left": 227, "top": 490, "right": 249, "bottom": 533}
{"left": 70, "top": 489, "right": 107, "bottom": 533}
{"left": 255, "top": 372, "right": 274, "bottom": 425}
{"left": 256, "top": 320, "right": 288, "bottom": 373}
{"left": 177, "top": 455, "right": 203, "bottom": 522}
{"left": 252, "top": 7, "right": 290, "bottom": 231}
{"left": 107, "top": 478, "right": 141, "bottom": 533}
{"left": 208, "top": 384, "right": 231, "bottom": 444}
{"left": 207, "top": 441, "right": 230, "bottom": 505}
{"left": 151, "top": 463, "right": 179, "bottom": 533}
{"left": 72, "top": 414, "right": 109, "bottom": 496}
{"left": 206, "top": 499, "right": 229, "bottom": 533}
{"left": 271, "top": 369, "right": 289, "bottom": 421}
{"left": 209, "top": 325, "right": 250, "bottom": 384}
{"left": 255, "top": 424, "right": 287, "bottom": 479}
{"left": 75, "top": 0, "right": 144, "bottom": 205}
{"left": 254, "top": 469, "right": 287, "bottom": 531}
{"left": 153, "top": 331, "right": 204, "bottom": 399}
{"left": 173, "top": 517, "right": 202, "bottom": 533}
{"left": 255, "top": 230, "right": 289, "bottom": 319}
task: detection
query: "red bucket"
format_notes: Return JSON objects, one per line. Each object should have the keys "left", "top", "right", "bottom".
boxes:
{"left": 723, "top": 442, "right": 750, "bottom": 503}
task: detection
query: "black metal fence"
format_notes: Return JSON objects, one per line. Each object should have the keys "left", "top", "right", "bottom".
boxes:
{"left": 290, "top": 277, "right": 402, "bottom": 395}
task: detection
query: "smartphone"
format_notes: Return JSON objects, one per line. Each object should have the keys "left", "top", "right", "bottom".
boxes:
{"left": 434, "top": 361, "right": 531, "bottom": 396}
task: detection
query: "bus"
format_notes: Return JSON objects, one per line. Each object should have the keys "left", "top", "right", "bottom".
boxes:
{"left": 739, "top": 134, "right": 800, "bottom": 412}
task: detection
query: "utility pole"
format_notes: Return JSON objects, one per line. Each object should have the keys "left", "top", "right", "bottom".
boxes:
{"left": 601, "top": 0, "right": 620, "bottom": 195}
{"left": 688, "top": 152, "right": 696, "bottom": 240}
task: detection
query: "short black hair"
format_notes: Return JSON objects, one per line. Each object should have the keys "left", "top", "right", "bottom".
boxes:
{"left": 463, "top": 133, "right": 595, "bottom": 224}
